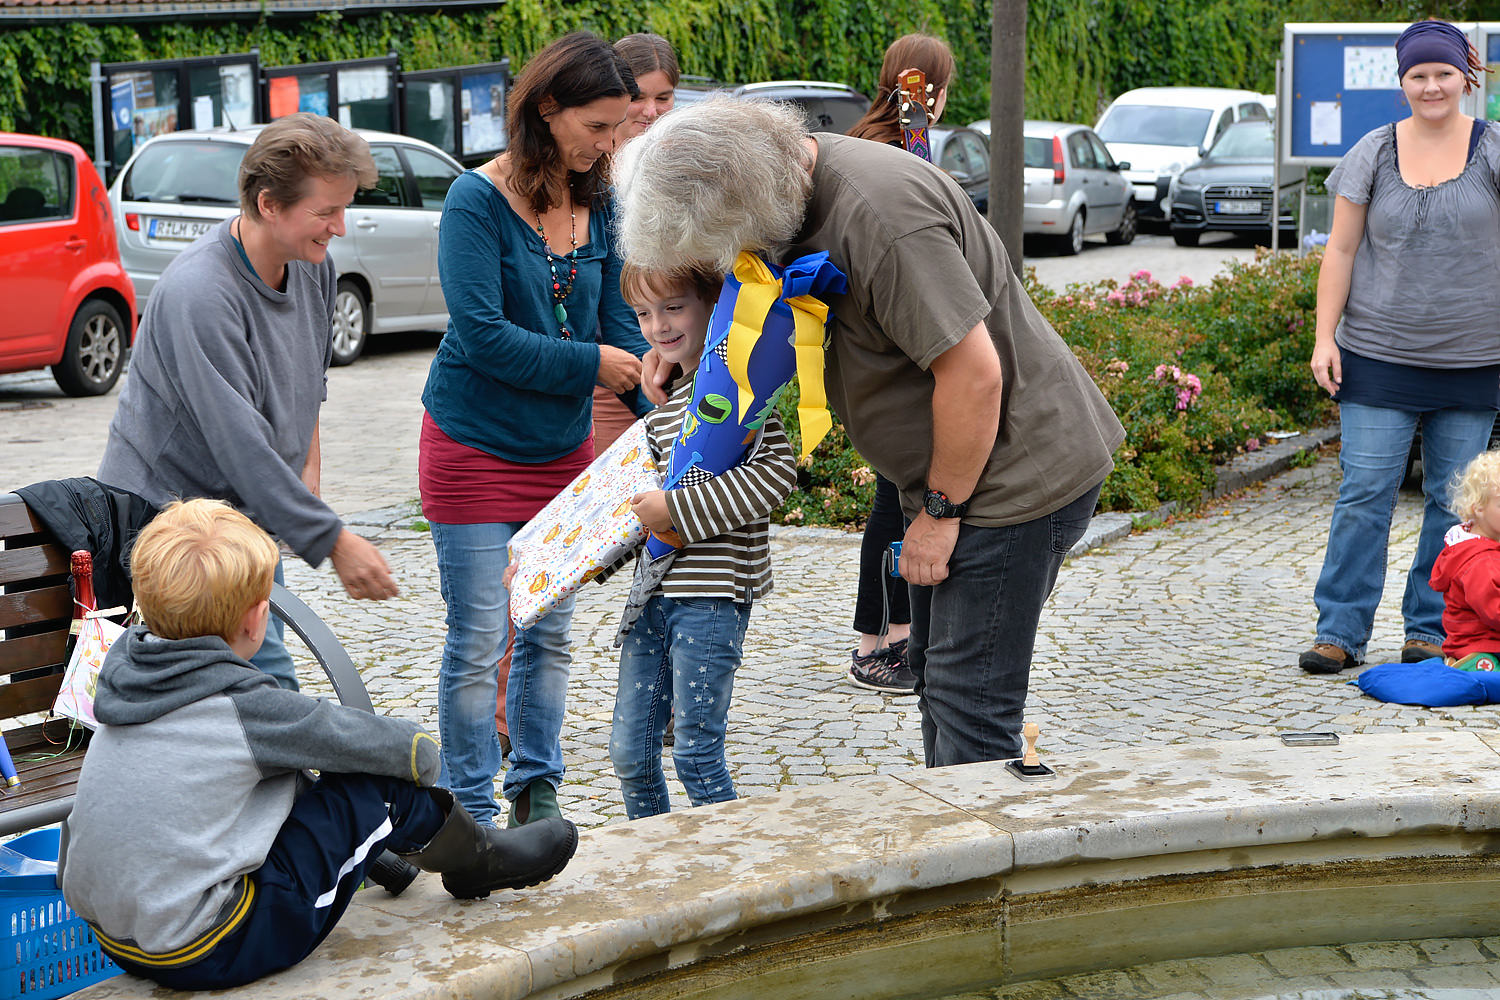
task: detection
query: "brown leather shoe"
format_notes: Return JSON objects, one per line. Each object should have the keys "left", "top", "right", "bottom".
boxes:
{"left": 1299, "top": 643, "right": 1354, "bottom": 674}
{"left": 1401, "top": 639, "right": 1444, "bottom": 663}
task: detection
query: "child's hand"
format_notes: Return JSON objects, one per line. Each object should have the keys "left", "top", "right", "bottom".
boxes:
{"left": 630, "top": 491, "right": 673, "bottom": 532}
{"left": 502, "top": 562, "right": 518, "bottom": 590}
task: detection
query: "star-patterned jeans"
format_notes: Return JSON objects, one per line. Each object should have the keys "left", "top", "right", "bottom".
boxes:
{"left": 610, "top": 594, "right": 751, "bottom": 819}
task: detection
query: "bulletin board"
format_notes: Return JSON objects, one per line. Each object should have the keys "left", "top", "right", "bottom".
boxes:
{"left": 1281, "top": 22, "right": 1481, "bottom": 166}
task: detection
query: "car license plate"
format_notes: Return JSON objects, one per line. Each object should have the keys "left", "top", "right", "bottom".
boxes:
{"left": 1215, "top": 199, "right": 1261, "bottom": 214}
{"left": 148, "top": 218, "right": 213, "bottom": 241}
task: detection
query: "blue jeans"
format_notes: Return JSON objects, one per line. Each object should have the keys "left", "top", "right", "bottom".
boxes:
{"left": 1313, "top": 403, "right": 1496, "bottom": 660}
{"left": 105, "top": 773, "right": 443, "bottom": 990}
{"left": 609, "top": 595, "right": 750, "bottom": 819}
{"left": 430, "top": 520, "right": 575, "bottom": 824}
{"left": 251, "top": 559, "right": 298, "bottom": 691}
{"left": 908, "top": 485, "right": 1098, "bottom": 766}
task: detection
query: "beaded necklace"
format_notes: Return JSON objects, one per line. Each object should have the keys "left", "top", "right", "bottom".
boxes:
{"left": 534, "top": 195, "right": 578, "bottom": 340}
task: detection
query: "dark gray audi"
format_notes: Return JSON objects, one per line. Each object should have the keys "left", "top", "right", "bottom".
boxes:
{"left": 1167, "top": 120, "right": 1300, "bottom": 247}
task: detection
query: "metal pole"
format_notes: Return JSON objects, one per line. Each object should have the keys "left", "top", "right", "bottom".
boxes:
{"left": 1271, "top": 58, "right": 1281, "bottom": 254}
{"left": 90, "top": 61, "right": 107, "bottom": 179}
{"left": 989, "top": 0, "right": 1027, "bottom": 277}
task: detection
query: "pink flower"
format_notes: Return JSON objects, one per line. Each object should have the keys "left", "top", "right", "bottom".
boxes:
{"left": 1131, "top": 269, "right": 1152, "bottom": 282}
{"left": 1174, "top": 276, "right": 1194, "bottom": 289}
{"left": 1245, "top": 437, "right": 1261, "bottom": 451}
{"left": 1105, "top": 290, "right": 1125, "bottom": 305}
{"left": 1105, "top": 359, "right": 1130, "bottom": 375}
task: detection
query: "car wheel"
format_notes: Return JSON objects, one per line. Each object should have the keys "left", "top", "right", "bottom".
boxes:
{"left": 1105, "top": 202, "right": 1137, "bottom": 246}
{"left": 331, "top": 279, "right": 370, "bottom": 367}
{"left": 51, "top": 299, "right": 127, "bottom": 397}
{"left": 1171, "top": 228, "right": 1201, "bottom": 247}
{"left": 1056, "top": 211, "right": 1085, "bottom": 255}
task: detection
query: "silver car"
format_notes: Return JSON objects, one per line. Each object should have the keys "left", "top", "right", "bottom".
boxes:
{"left": 108, "top": 126, "right": 462, "bottom": 365}
{"left": 1019, "top": 121, "right": 1135, "bottom": 255}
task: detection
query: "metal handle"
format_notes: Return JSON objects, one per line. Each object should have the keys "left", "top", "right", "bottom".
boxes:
{"left": 355, "top": 218, "right": 378, "bottom": 230}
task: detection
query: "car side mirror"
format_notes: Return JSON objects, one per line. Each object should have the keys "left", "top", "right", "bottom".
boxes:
{"left": 1107, "top": 162, "right": 1123, "bottom": 172}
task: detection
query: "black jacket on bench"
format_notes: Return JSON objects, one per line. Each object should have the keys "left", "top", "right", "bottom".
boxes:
{"left": 15, "top": 477, "right": 158, "bottom": 612}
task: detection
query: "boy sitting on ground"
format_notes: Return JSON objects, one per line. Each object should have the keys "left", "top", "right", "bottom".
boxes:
{"left": 1431, "top": 451, "right": 1500, "bottom": 671}
{"left": 59, "top": 499, "right": 578, "bottom": 990}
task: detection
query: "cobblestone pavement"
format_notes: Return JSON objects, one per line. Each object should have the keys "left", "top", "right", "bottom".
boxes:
{"left": 966, "top": 936, "right": 1500, "bottom": 998}
{"left": 263, "top": 450, "right": 1492, "bottom": 830}
{"left": 3, "top": 242, "right": 1486, "bottom": 832}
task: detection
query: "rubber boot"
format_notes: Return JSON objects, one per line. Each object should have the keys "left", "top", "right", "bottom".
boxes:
{"left": 399, "top": 788, "right": 578, "bottom": 900}
{"left": 506, "top": 780, "right": 562, "bottom": 828}
{"left": 365, "top": 850, "right": 420, "bottom": 896}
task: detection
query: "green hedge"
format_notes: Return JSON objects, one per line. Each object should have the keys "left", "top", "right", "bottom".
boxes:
{"left": 777, "top": 249, "right": 1333, "bottom": 526}
{"left": 0, "top": 0, "right": 1482, "bottom": 155}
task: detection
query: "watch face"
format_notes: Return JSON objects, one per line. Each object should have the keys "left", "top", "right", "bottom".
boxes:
{"left": 925, "top": 493, "right": 945, "bottom": 517}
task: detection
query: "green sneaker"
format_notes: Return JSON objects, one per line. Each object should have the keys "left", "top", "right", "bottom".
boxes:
{"left": 506, "top": 780, "right": 562, "bottom": 828}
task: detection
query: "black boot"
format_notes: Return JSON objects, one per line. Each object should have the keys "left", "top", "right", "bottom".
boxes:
{"left": 399, "top": 788, "right": 579, "bottom": 900}
{"left": 365, "top": 850, "right": 420, "bottom": 896}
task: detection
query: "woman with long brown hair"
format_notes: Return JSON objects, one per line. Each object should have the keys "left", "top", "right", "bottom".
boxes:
{"left": 420, "top": 31, "right": 646, "bottom": 829}
{"left": 843, "top": 33, "right": 955, "bottom": 696}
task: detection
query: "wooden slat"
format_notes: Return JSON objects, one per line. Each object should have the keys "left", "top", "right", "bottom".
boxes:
{"left": 0, "top": 495, "right": 41, "bottom": 537}
{"left": 0, "top": 542, "right": 68, "bottom": 587}
{"left": 0, "top": 722, "right": 89, "bottom": 825}
{"left": 0, "top": 674, "right": 65, "bottom": 719}
{"left": 0, "top": 583, "right": 70, "bottom": 631}
{"left": 0, "top": 629, "right": 68, "bottom": 676}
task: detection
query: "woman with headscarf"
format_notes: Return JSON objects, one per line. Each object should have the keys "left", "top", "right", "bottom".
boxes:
{"left": 1302, "top": 19, "right": 1500, "bottom": 674}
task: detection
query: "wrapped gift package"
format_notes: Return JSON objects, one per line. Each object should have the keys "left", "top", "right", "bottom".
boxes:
{"left": 507, "top": 420, "right": 660, "bottom": 628}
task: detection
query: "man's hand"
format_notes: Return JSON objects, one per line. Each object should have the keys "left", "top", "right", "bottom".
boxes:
{"left": 329, "top": 529, "right": 398, "bottom": 600}
{"left": 598, "top": 345, "right": 644, "bottom": 393}
{"left": 900, "top": 512, "right": 961, "bottom": 587}
{"left": 630, "top": 490, "right": 673, "bottom": 532}
{"left": 640, "top": 348, "right": 677, "bottom": 406}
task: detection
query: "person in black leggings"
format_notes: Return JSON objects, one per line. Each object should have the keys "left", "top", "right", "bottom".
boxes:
{"left": 849, "top": 474, "right": 916, "bottom": 692}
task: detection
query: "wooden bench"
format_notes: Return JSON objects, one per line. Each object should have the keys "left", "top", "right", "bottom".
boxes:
{"left": 0, "top": 491, "right": 371, "bottom": 835}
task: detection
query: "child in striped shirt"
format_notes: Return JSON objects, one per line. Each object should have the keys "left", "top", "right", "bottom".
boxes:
{"left": 608, "top": 263, "right": 798, "bottom": 819}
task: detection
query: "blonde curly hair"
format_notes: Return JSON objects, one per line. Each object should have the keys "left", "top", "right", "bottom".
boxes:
{"left": 1449, "top": 450, "right": 1500, "bottom": 522}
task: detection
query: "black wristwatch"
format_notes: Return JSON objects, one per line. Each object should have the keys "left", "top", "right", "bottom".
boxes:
{"left": 923, "top": 488, "right": 970, "bottom": 519}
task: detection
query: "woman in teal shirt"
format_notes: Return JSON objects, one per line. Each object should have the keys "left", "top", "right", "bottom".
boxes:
{"left": 419, "top": 32, "right": 648, "bottom": 828}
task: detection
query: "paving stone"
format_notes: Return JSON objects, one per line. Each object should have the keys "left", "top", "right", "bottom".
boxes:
{"left": 1344, "top": 940, "right": 1423, "bottom": 970}
{"left": 1260, "top": 945, "right": 1358, "bottom": 977}
{"left": 1415, "top": 936, "right": 1489, "bottom": 965}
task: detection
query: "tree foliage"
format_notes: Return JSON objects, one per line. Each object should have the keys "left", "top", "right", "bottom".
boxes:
{"left": 5, "top": 0, "right": 1493, "bottom": 150}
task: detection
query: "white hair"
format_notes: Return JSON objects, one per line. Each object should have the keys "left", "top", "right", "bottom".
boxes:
{"left": 613, "top": 95, "right": 813, "bottom": 274}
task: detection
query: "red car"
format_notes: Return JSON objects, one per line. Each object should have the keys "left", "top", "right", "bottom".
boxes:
{"left": 0, "top": 133, "right": 135, "bottom": 395}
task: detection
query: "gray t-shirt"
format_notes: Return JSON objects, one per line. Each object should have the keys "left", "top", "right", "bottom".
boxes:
{"left": 782, "top": 134, "right": 1124, "bottom": 526}
{"left": 1326, "top": 123, "right": 1500, "bottom": 367}
{"left": 97, "top": 220, "right": 343, "bottom": 564}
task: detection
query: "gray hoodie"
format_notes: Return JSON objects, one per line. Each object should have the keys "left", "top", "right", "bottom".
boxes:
{"left": 59, "top": 626, "right": 440, "bottom": 956}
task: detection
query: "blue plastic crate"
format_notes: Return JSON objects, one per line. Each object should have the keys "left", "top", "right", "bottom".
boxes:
{"left": 0, "top": 829, "right": 120, "bottom": 1000}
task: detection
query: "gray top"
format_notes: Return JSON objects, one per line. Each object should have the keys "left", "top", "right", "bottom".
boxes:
{"left": 97, "top": 220, "right": 344, "bottom": 565}
{"left": 59, "top": 626, "right": 440, "bottom": 956}
{"left": 1326, "top": 123, "right": 1500, "bottom": 368}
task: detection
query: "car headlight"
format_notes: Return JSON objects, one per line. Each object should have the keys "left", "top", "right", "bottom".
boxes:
{"left": 1156, "top": 162, "right": 1183, "bottom": 178}
{"left": 1175, "top": 178, "right": 1202, "bottom": 194}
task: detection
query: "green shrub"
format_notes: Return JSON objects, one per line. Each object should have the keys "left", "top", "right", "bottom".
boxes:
{"left": 777, "top": 249, "right": 1331, "bottom": 527}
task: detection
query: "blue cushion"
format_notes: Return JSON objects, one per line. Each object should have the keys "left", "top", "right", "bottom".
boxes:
{"left": 1353, "top": 660, "right": 1490, "bottom": 706}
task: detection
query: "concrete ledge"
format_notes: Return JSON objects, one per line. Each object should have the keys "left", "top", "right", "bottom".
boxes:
{"left": 78, "top": 731, "right": 1500, "bottom": 999}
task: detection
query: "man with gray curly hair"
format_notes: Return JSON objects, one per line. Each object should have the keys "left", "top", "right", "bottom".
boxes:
{"left": 614, "top": 96, "right": 1124, "bottom": 768}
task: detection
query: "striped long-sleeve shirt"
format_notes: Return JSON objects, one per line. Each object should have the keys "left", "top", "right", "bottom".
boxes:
{"left": 635, "top": 378, "right": 798, "bottom": 601}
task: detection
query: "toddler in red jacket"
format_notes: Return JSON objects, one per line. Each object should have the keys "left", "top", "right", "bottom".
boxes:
{"left": 1431, "top": 450, "right": 1500, "bottom": 671}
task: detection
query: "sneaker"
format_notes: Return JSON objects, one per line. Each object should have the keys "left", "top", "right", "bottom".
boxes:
{"left": 1299, "top": 643, "right": 1357, "bottom": 674}
{"left": 1401, "top": 639, "right": 1444, "bottom": 663}
{"left": 849, "top": 647, "right": 918, "bottom": 694}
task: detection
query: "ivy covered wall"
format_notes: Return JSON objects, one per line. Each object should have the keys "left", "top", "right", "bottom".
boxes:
{"left": 1, "top": 0, "right": 1492, "bottom": 152}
